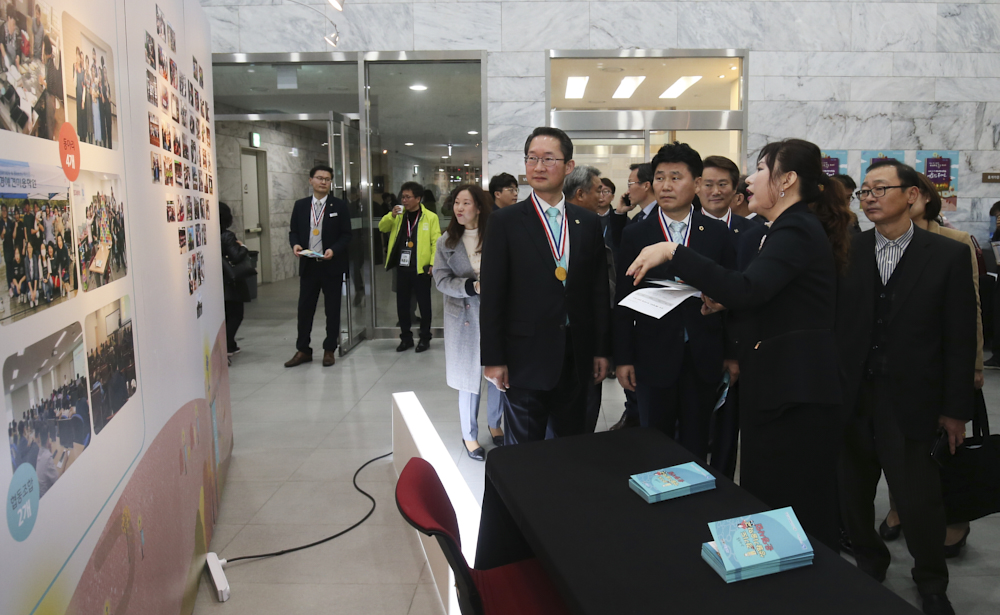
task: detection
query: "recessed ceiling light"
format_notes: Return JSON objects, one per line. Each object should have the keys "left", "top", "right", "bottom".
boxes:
{"left": 468, "top": 130, "right": 478, "bottom": 135}
{"left": 565, "top": 76, "right": 589, "bottom": 99}
{"left": 409, "top": 84, "right": 427, "bottom": 91}
{"left": 612, "top": 76, "right": 646, "bottom": 99}
{"left": 660, "top": 76, "right": 702, "bottom": 99}
{"left": 404, "top": 142, "right": 414, "bottom": 146}
{"left": 464, "top": 163, "right": 470, "bottom": 167}
{"left": 718, "top": 75, "right": 725, "bottom": 78}
{"left": 438, "top": 168, "right": 444, "bottom": 172}
{"left": 382, "top": 149, "right": 388, "bottom": 154}
{"left": 730, "top": 66, "right": 738, "bottom": 71}
{"left": 442, "top": 156, "right": 449, "bottom": 159}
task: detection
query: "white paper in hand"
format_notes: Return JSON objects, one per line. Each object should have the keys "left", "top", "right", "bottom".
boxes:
{"left": 618, "top": 283, "right": 702, "bottom": 319}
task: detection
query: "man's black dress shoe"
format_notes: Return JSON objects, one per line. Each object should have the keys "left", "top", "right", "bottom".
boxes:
{"left": 609, "top": 410, "right": 640, "bottom": 431}
{"left": 943, "top": 526, "right": 970, "bottom": 559}
{"left": 415, "top": 339, "right": 430, "bottom": 353}
{"left": 921, "top": 593, "right": 955, "bottom": 615}
{"left": 492, "top": 435, "right": 504, "bottom": 447}
{"left": 879, "top": 517, "right": 902, "bottom": 541}
{"left": 397, "top": 340, "right": 414, "bottom": 352}
{"left": 839, "top": 528, "right": 854, "bottom": 556}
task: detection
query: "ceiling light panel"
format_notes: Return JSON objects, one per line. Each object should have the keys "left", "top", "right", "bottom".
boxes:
{"left": 660, "top": 76, "right": 702, "bottom": 99}
{"left": 612, "top": 76, "right": 645, "bottom": 99}
{"left": 565, "top": 76, "right": 589, "bottom": 99}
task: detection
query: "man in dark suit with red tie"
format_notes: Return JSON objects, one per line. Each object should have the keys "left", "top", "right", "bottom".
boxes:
{"left": 481, "top": 127, "right": 611, "bottom": 444}
{"left": 615, "top": 142, "right": 735, "bottom": 460}
{"left": 285, "top": 165, "right": 352, "bottom": 368}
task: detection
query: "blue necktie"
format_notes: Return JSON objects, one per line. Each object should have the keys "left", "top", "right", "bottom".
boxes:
{"left": 545, "top": 208, "right": 567, "bottom": 286}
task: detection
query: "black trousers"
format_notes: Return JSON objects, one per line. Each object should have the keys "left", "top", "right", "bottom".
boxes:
{"left": 839, "top": 379, "right": 948, "bottom": 595}
{"left": 634, "top": 345, "right": 716, "bottom": 461}
{"left": 585, "top": 380, "right": 602, "bottom": 433}
{"left": 709, "top": 380, "right": 740, "bottom": 480}
{"left": 224, "top": 300, "right": 244, "bottom": 352}
{"left": 741, "top": 400, "right": 842, "bottom": 553}
{"left": 296, "top": 260, "right": 343, "bottom": 353}
{"left": 396, "top": 268, "right": 431, "bottom": 342}
{"left": 503, "top": 330, "right": 586, "bottom": 444}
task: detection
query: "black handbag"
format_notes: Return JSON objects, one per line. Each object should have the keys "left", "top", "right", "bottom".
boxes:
{"left": 231, "top": 257, "right": 256, "bottom": 281}
{"left": 940, "top": 390, "right": 1000, "bottom": 523}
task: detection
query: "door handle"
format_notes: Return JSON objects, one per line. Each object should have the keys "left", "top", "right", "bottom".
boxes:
{"left": 245, "top": 227, "right": 262, "bottom": 234}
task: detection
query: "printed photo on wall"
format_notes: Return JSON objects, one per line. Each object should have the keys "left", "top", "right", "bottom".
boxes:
{"left": 160, "top": 82, "right": 169, "bottom": 111}
{"left": 150, "top": 152, "right": 160, "bottom": 184}
{"left": 201, "top": 223, "right": 207, "bottom": 247}
{"left": 182, "top": 138, "right": 189, "bottom": 161}
{"left": 198, "top": 65, "right": 203, "bottom": 88}
{"left": 155, "top": 5, "right": 165, "bottom": 40}
{"left": 178, "top": 227, "right": 186, "bottom": 253}
{"left": 62, "top": 12, "right": 117, "bottom": 150}
{"left": 185, "top": 195, "right": 192, "bottom": 221}
{"left": 160, "top": 123, "right": 171, "bottom": 153}
{"left": 147, "top": 112, "right": 159, "bottom": 146}
{"left": 179, "top": 73, "right": 187, "bottom": 99}
{"left": 187, "top": 225, "right": 194, "bottom": 252}
{"left": 167, "top": 23, "right": 176, "bottom": 53}
{"left": 0, "top": 160, "right": 79, "bottom": 326}
{"left": 145, "top": 32, "right": 156, "bottom": 69}
{"left": 146, "top": 70, "right": 157, "bottom": 105}
{"left": 166, "top": 200, "right": 176, "bottom": 223}
{"left": 4, "top": 322, "right": 93, "bottom": 498}
{"left": 84, "top": 295, "right": 137, "bottom": 435}
{"left": 70, "top": 172, "right": 127, "bottom": 292}
{"left": 170, "top": 93, "right": 179, "bottom": 123}
{"left": 0, "top": 6, "right": 64, "bottom": 140}
{"left": 169, "top": 59, "right": 178, "bottom": 90}
{"left": 174, "top": 161, "right": 182, "bottom": 189}
{"left": 164, "top": 158, "right": 173, "bottom": 187}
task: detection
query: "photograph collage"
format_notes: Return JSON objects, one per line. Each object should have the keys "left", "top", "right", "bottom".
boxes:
{"left": 148, "top": 5, "right": 214, "bottom": 299}
{"left": 70, "top": 171, "right": 128, "bottom": 292}
{"left": 5, "top": 294, "right": 137, "bottom": 500}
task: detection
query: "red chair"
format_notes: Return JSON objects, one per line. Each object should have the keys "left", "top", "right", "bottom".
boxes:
{"left": 395, "top": 457, "right": 573, "bottom": 615}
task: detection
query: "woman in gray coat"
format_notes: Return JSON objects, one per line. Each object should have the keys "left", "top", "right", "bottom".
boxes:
{"left": 433, "top": 185, "right": 501, "bottom": 461}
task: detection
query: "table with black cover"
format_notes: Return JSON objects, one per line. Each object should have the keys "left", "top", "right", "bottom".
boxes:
{"left": 476, "top": 428, "right": 919, "bottom": 615}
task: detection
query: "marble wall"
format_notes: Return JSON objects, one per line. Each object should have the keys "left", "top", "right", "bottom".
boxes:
{"left": 215, "top": 118, "right": 328, "bottom": 281}
{"left": 202, "top": 0, "right": 1000, "bottom": 243}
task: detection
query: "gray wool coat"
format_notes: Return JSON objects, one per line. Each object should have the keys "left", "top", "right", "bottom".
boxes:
{"left": 432, "top": 233, "right": 484, "bottom": 393}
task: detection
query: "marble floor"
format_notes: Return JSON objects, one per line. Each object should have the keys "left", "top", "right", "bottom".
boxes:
{"left": 193, "top": 277, "right": 1000, "bottom": 615}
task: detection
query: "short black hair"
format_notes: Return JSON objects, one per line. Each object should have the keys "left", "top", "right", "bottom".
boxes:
{"left": 702, "top": 155, "right": 739, "bottom": 185}
{"left": 990, "top": 200, "right": 1000, "bottom": 217}
{"left": 309, "top": 165, "right": 333, "bottom": 178}
{"left": 400, "top": 181, "right": 424, "bottom": 199}
{"left": 524, "top": 127, "right": 573, "bottom": 162}
{"left": 600, "top": 177, "right": 616, "bottom": 194}
{"left": 865, "top": 159, "right": 920, "bottom": 191}
{"left": 831, "top": 174, "right": 857, "bottom": 194}
{"left": 488, "top": 172, "right": 518, "bottom": 196}
{"left": 651, "top": 142, "right": 703, "bottom": 178}
{"left": 218, "top": 202, "right": 233, "bottom": 230}
{"left": 629, "top": 163, "right": 653, "bottom": 185}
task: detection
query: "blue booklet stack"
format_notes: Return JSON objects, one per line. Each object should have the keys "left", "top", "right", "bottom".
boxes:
{"left": 701, "top": 506, "right": 814, "bottom": 583}
{"left": 628, "top": 462, "right": 716, "bottom": 504}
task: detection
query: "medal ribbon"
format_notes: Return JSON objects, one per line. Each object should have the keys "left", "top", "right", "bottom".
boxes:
{"left": 311, "top": 199, "right": 324, "bottom": 228}
{"left": 658, "top": 206, "right": 692, "bottom": 247}
{"left": 406, "top": 211, "right": 421, "bottom": 242}
{"left": 530, "top": 193, "right": 567, "bottom": 265}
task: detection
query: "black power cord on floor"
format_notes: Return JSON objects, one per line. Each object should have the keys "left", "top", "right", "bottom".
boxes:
{"left": 223, "top": 451, "right": 393, "bottom": 564}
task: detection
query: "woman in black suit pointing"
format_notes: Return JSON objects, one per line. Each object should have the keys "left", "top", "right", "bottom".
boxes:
{"left": 626, "top": 139, "right": 851, "bottom": 551}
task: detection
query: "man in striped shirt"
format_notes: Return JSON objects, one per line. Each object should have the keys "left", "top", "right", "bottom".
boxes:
{"left": 837, "top": 159, "right": 976, "bottom": 615}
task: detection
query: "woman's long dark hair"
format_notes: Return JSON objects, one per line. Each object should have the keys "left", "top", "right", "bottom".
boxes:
{"left": 758, "top": 139, "right": 852, "bottom": 275}
{"left": 444, "top": 184, "right": 492, "bottom": 250}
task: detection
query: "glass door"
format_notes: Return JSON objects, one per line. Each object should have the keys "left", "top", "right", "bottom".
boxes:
{"left": 330, "top": 115, "right": 368, "bottom": 354}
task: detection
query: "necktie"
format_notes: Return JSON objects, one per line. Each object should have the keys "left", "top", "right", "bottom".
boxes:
{"left": 669, "top": 221, "right": 687, "bottom": 243}
{"left": 545, "top": 208, "right": 568, "bottom": 287}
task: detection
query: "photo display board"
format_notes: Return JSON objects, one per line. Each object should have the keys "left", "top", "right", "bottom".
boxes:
{"left": 0, "top": 2, "right": 232, "bottom": 614}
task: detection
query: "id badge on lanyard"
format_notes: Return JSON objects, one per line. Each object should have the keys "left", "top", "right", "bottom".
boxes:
{"left": 399, "top": 249, "right": 412, "bottom": 267}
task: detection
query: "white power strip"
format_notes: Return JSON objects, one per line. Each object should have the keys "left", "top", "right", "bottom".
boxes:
{"left": 205, "top": 552, "right": 230, "bottom": 602}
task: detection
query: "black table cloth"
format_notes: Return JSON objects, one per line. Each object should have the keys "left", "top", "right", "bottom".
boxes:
{"left": 476, "top": 428, "right": 919, "bottom": 615}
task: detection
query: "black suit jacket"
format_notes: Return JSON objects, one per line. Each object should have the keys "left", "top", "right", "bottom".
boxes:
{"left": 614, "top": 208, "right": 735, "bottom": 386}
{"left": 670, "top": 202, "right": 842, "bottom": 417}
{"left": 288, "top": 195, "right": 352, "bottom": 275}
{"left": 480, "top": 198, "right": 611, "bottom": 391}
{"left": 836, "top": 226, "right": 976, "bottom": 440}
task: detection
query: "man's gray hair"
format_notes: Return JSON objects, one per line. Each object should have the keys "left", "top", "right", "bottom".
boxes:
{"left": 563, "top": 165, "right": 601, "bottom": 201}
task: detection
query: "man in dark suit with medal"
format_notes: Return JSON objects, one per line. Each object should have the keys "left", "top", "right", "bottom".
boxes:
{"left": 285, "top": 165, "right": 352, "bottom": 368}
{"left": 614, "top": 142, "right": 735, "bottom": 461}
{"left": 837, "top": 160, "right": 975, "bottom": 615}
{"left": 481, "top": 127, "right": 611, "bottom": 444}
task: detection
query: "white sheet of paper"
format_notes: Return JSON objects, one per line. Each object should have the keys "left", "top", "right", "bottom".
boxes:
{"left": 618, "top": 285, "right": 702, "bottom": 319}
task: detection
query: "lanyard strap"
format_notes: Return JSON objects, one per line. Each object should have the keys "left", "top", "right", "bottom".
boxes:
{"left": 531, "top": 193, "right": 567, "bottom": 263}
{"left": 405, "top": 212, "right": 421, "bottom": 239}
{"left": 658, "top": 207, "right": 692, "bottom": 247}
{"left": 311, "top": 199, "right": 324, "bottom": 227}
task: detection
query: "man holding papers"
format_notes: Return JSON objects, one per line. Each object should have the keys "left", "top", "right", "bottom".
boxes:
{"left": 481, "top": 127, "right": 611, "bottom": 444}
{"left": 614, "top": 142, "right": 735, "bottom": 460}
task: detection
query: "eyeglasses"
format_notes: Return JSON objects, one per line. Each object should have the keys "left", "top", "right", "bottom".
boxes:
{"left": 313, "top": 176, "right": 332, "bottom": 183}
{"left": 627, "top": 181, "right": 649, "bottom": 188}
{"left": 524, "top": 156, "right": 565, "bottom": 168}
{"left": 502, "top": 186, "right": 519, "bottom": 194}
{"left": 599, "top": 189, "right": 613, "bottom": 196}
{"left": 855, "top": 185, "right": 908, "bottom": 200}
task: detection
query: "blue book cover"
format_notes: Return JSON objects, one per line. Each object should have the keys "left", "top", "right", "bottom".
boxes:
{"left": 707, "top": 507, "right": 813, "bottom": 574}
{"left": 702, "top": 542, "right": 812, "bottom": 583}
{"left": 630, "top": 462, "right": 715, "bottom": 498}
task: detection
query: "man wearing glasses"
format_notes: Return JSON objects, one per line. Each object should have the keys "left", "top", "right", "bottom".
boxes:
{"left": 489, "top": 173, "right": 519, "bottom": 209}
{"left": 837, "top": 159, "right": 975, "bottom": 615}
{"left": 286, "top": 165, "right": 353, "bottom": 368}
{"left": 481, "top": 127, "right": 611, "bottom": 444}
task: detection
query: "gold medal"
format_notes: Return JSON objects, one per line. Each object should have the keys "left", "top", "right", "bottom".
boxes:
{"left": 555, "top": 266, "right": 567, "bottom": 281}
{"left": 312, "top": 228, "right": 320, "bottom": 236}
{"left": 407, "top": 241, "right": 414, "bottom": 248}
